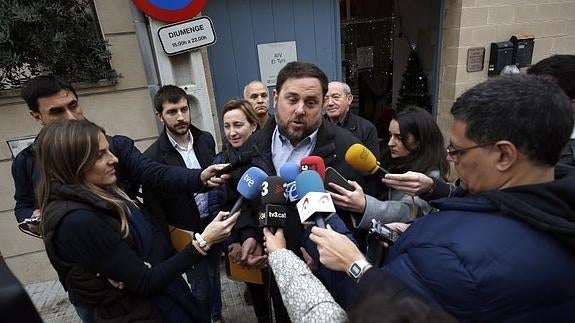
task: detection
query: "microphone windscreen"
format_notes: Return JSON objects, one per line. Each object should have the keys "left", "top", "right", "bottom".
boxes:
{"left": 279, "top": 161, "right": 300, "bottom": 183}
{"left": 295, "top": 170, "right": 325, "bottom": 196}
{"left": 345, "top": 143, "right": 378, "bottom": 174}
{"left": 261, "top": 176, "right": 287, "bottom": 205}
{"left": 237, "top": 167, "right": 268, "bottom": 200}
{"left": 300, "top": 156, "right": 326, "bottom": 180}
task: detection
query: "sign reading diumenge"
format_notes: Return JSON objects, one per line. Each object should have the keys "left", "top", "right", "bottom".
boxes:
{"left": 158, "top": 16, "right": 216, "bottom": 55}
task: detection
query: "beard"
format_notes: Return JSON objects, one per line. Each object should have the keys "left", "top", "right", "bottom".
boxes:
{"left": 166, "top": 121, "right": 189, "bottom": 136}
{"left": 277, "top": 117, "right": 321, "bottom": 146}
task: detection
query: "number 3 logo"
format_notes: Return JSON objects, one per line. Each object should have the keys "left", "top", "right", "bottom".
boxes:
{"left": 261, "top": 181, "right": 269, "bottom": 196}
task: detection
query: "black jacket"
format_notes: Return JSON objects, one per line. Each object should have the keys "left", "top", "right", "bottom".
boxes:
{"left": 325, "top": 111, "right": 380, "bottom": 158}
{"left": 143, "top": 125, "right": 215, "bottom": 231}
{"left": 42, "top": 182, "right": 206, "bottom": 322}
{"left": 234, "top": 119, "right": 382, "bottom": 254}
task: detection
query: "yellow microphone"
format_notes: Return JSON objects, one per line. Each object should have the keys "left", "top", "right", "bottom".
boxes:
{"left": 345, "top": 143, "right": 389, "bottom": 175}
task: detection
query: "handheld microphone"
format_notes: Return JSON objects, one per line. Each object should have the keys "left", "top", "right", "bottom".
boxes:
{"left": 280, "top": 161, "right": 301, "bottom": 202}
{"left": 295, "top": 170, "right": 336, "bottom": 228}
{"left": 229, "top": 167, "right": 268, "bottom": 215}
{"left": 300, "top": 156, "right": 326, "bottom": 180}
{"left": 279, "top": 161, "right": 300, "bottom": 182}
{"left": 258, "top": 176, "right": 287, "bottom": 231}
{"left": 345, "top": 143, "right": 389, "bottom": 176}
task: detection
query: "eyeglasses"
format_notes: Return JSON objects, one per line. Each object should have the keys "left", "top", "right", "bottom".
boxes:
{"left": 446, "top": 141, "right": 497, "bottom": 161}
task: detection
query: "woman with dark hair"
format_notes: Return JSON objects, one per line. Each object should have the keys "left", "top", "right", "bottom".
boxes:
{"left": 37, "top": 119, "right": 238, "bottom": 322}
{"left": 329, "top": 106, "right": 449, "bottom": 227}
{"left": 207, "top": 99, "right": 271, "bottom": 323}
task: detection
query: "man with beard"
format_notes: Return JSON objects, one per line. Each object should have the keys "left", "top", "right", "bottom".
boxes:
{"left": 233, "top": 62, "right": 380, "bottom": 322}
{"left": 143, "top": 85, "right": 222, "bottom": 322}
{"left": 244, "top": 80, "right": 272, "bottom": 128}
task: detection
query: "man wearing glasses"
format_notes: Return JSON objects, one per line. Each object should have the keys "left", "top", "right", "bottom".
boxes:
{"left": 310, "top": 74, "right": 575, "bottom": 321}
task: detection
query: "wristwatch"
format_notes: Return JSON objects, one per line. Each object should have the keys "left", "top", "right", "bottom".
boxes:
{"left": 347, "top": 259, "right": 372, "bottom": 283}
{"left": 194, "top": 233, "right": 210, "bottom": 251}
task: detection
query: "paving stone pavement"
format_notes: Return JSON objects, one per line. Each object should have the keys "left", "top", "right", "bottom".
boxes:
{"left": 25, "top": 264, "right": 258, "bottom": 323}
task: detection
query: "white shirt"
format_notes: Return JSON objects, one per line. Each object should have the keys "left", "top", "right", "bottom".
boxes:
{"left": 166, "top": 130, "right": 209, "bottom": 218}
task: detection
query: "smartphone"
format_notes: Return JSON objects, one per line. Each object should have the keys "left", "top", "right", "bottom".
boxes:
{"left": 214, "top": 163, "right": 235, "bottom": 177}
{"left": 325, "top": 166, "right": 355, "bottom": 192}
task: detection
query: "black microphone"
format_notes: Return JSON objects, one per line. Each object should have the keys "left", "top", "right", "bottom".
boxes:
{"left": 258, "top": 176, "right": 287, "bottom": 233}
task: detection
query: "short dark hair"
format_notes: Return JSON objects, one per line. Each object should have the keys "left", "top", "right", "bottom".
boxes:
{"left": 451, "top": 74, "right": 573, "bottom": 166}
{"left": 389, "top": 106, "right": 449, "bottom": 179}
{"left": 153, "top": 85, "right": 188, "bottom": 113}
{"left": 275, "top": 61, "right": 329, "bottom": 97}
{"left": 21, "top": 75, "right": 78, "bottom": 113}
{"left": 527, "top": 55, "right": 575, "bottom": 99}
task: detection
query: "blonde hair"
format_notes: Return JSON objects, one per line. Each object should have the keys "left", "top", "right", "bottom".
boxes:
{"left": 36, "top": 120, "right": 133, "bottom": 237}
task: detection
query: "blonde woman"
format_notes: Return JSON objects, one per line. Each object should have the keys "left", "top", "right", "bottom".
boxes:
{"left": 37, "top": 120, "right": 238, "bottom": 322}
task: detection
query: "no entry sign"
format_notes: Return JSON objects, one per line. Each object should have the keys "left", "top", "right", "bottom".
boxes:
{"left": 132, "top": 0, "right": 208, "bottom": 23}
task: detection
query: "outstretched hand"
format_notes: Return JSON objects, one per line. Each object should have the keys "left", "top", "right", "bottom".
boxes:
{"left": 328, "top": 181, "right": 366, "bottom": 213}
{"left": 382, "top": 171, "right": 434, "bottom": 196}
{"left": 309, "top": 224, "right": 365, "bottom": 273}
{"left": 200, "top": 210, "right": 239, "bottom": 247}
{"left": 201, "top": 164, "right": 232, "bottom": 187}
{"left": 263, "top": 227, "right": 286, "bottom": 254}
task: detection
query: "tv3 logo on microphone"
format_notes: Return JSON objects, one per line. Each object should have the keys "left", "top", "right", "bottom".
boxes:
{"left": 260, "top": 180, "right": 285, "bottom": 197}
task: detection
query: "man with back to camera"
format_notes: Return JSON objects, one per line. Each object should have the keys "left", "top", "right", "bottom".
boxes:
{"left": 12, "top": 75, "right": 228, "bottom": 236}
{"left": 528, "top": 54, "right": 575, "bottom": 167}
{"left": 310, "top": 74, "right": 575, "bottom": 322}
{"left": 233, "top": 62, "right": 382, "bottom": 321}
{"left": 325, "top": 81, "right": 380, "bottom": 157}
{"left": 244, "top": 80, "right": 272, "bottom": 128}
{"left": 142, "top": 85, "right": 223, "bottom": 323}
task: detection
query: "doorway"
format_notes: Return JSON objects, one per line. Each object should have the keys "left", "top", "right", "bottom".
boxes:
{"left": 339, "top": 0, "right": 443, "bottom": 141}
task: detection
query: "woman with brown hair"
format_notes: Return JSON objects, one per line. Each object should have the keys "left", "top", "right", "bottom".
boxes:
{"left": 37, "top": 119, "right": 238, "bottom": 322}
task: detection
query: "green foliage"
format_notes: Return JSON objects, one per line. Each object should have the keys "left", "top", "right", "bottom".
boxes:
{"left": 0, "top": 0, "right": 119, "bottom": 90}
{"left": 397, "top": 49, "right": 432, "bottom": 113}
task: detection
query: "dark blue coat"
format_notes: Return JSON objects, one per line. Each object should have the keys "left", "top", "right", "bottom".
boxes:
{"left": 379, "top": 171, "right": 575, "bottom": 322}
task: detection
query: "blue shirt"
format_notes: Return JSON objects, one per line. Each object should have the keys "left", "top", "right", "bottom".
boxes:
{"left": 271, "top": 126, "right": 318, "bottom": 172}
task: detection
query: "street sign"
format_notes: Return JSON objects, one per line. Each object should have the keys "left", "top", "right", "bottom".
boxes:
{"left": 132, "top": 0, "right": 208, "bottom": 23}
{"left": 157, "top": 16, "right": 216, "bottom": 55}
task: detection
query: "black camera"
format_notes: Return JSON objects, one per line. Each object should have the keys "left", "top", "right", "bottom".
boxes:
{"left": 368, "top": 219, "right": 400, "bottom": 244}
{"left": 366, "top": 219, "right": 400, "bottom": 267}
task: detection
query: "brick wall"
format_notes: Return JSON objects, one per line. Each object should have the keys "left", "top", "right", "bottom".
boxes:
{"left": 438, "top": 0, "right": 575, "bottom": 138}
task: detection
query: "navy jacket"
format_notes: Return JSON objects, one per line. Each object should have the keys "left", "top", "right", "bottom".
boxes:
{"left": 370, "top": 167, "right": 575, "bottom": 322}
{"left": 142, "top": 125, "right": 215, "bottom": 231}
{"left": 11, "top": 135, "right": 205, "bottom": 223}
